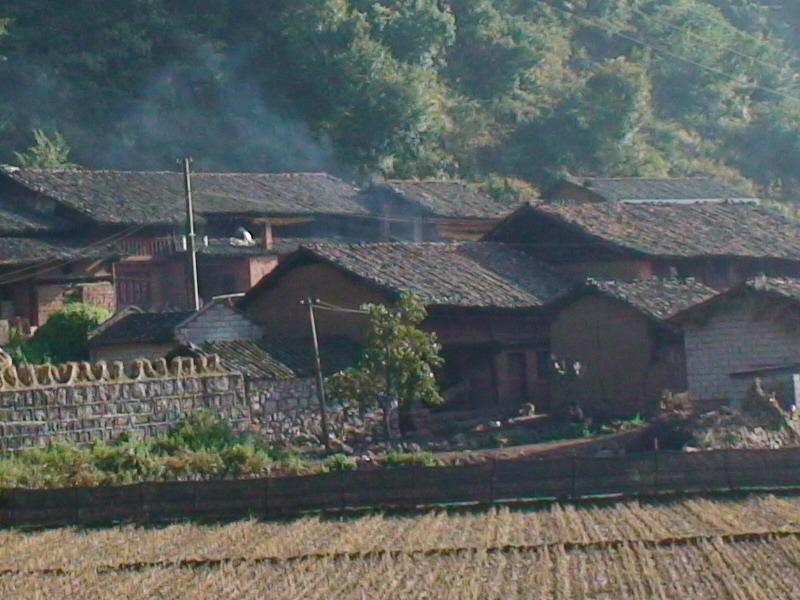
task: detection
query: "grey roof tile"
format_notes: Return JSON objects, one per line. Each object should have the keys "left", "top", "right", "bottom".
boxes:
{"left": 0, "top": 166, "right": 367, "bottom": 226}
{"left": 301, "top": 241, "right": 569, "bottom": 308}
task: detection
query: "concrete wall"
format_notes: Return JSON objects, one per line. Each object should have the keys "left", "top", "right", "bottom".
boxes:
{"left": 0, "top": 356, "right": 250, "bottom": 451}
{"left": 175, "top": 301, "right": 263, "bottom": 344}
{"left": 683, "top": 295, "right": 800, "bottom": 403}
{"left": 551, "top": 295, "right": 686, "bottom": 418}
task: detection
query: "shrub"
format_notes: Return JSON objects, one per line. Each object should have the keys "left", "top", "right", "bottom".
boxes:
{"left": 90, "top": 441, "right": 164, "bottom": 483}
{"left": 322, "top": 453, "right": 358, "bottom": 472}
{"left": 221, "top": 443, "right": 274, "bottom": 478}
{"left": 383, "top": 451, "right": 443, "bottom": 468}
{"left": 155, "top": 410, "right": 238, "bottom": 453}
{"left": 10, "top": 302, "right": 111, "bottom": 364}
{"left": 163, "top": 450, "right": 226, "bottom": 480}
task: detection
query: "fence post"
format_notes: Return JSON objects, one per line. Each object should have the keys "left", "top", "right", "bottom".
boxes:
{"left": 723, "top": 450, "right": 734, "bottom": 491}
{"left": 653, "top": 449, "right": 659, "bottom": 495}
{"left": 489, "top": 458, "right": 497, "bottom": 504}
{"left": 264, "top": 476, "right": 271, "bottom": 519}
{"left": 340, "top": 470, "right": 347, "bottom": 512}
{"left": 570, "top": 456, "right": 577, "bottom": 499}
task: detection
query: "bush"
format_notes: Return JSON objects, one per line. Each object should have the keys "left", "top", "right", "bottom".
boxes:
{"left": 221, "top": 443, "right": 274, "bottom": 478}
{"left": 154, "top": 410, "right": 239, "bottom": 453}
{"left": 322, "top": 453, "right": 358, "bottom": 472}
{"left": 383, "top": 451, "right": 443, "bottom": 468}
{"left": 9, "top": 302, "right": 111, "bottom": 364}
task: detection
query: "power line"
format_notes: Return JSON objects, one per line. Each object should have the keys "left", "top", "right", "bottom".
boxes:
{"left": 628, "top": 6, "right": 794, "bottom": 75}
{"left": 550, "top": 4, "right": 800, "bottom": 106}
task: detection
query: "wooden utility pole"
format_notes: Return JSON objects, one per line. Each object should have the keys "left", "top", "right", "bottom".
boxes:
{"left": 301, "top": 298, "right": 331, "bottom": 451}
{"left": 182, "top": 158, "right": 201, "bottom": 312}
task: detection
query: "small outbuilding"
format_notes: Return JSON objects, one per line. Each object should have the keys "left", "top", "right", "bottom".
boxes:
{"left": 88, "top": 298, "right": 263, "bottom": 362}
{"left": 672, "top": 277, "right": 800, "bottom": 408}
{"left": 548, "top": 278, "right": 716, "bottom": 419}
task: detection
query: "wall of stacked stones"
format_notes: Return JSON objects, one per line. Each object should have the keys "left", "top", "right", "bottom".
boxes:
{"left": 249, "top": 378, "right": 380, "bottom": 444}
{"left": 0, "top": 356, "right": 250, "bottom": 452}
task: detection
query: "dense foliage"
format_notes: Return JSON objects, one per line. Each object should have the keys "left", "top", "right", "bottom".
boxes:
{"left": 1, "top": 2, "right": 799, "bottom": 196}
{"left": 8, "top": 302, "right": 111, "bottom": 364}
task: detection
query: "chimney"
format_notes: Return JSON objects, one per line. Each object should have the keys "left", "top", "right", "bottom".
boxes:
{"left": 262, "top": 221, "right": 274, "bottom": 251}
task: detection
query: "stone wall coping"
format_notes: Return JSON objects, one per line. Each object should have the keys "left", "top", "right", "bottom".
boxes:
{"left": 0, "top": 355, "right": 231, "bottom": 392}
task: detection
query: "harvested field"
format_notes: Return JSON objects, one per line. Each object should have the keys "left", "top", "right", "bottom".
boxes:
{"left": 2, "top": 494, "right": 800, "bottom": 598}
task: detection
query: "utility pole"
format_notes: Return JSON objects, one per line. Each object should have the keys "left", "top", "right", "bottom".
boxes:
{"left": 182, "top": 157, "right": 201, "bottom": 312}
{"left": 301, "top": 298, "right": 331, "bottom": 451}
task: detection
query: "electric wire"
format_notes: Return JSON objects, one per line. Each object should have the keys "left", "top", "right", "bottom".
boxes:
{"left": 549, "top": 4, "right": 800, "bottom": 105}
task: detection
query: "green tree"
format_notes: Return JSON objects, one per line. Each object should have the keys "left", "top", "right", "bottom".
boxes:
{"left": 9, "top": 302, "right": 111, "bottom": 364}
{"left": 14, "top": 129, "right": 76, "bottom": 168}
{"left": 328, "top": 293, "right": 444, "bottom": 436}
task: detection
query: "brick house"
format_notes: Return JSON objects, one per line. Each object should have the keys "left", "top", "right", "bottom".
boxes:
{"left": 88, "top": 298, "right": 263, "bottom": 361}
{"left": 671, "top": 278, "right": 800, "bottom": 407}
{"left": 484, "top": 201, "right": 800, "bottom": 289}
{"left": 0, "top": 195, "right": 120, "bottom": 330}
{"left": 239, "top": 242, "right": 568, "bottom": 413}
{"left": 542, "top": 176, "right": 758, "bottom": 204}
{"left": 548, "top": 278, "right": 716, "bottom": 419}
{"left": 358, "top": 180, "right": 522, "bottom": 241}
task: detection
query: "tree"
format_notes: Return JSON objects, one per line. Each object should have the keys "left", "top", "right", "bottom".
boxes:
{"left": 9, "top": 302, "right": 111, "bottom": 364}
{"left": 327, "top": 293, "right": 444, "bottom": 437}
{"left": 14, "top": 129, "right": 76, "bottom": 168}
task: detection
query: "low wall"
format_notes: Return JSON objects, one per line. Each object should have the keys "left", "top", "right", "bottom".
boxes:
{"left": 249, "top": 377, "right": 380, "bottom": 444}
{"left": 0, "top": 356, "right": 250, "bottom": 451}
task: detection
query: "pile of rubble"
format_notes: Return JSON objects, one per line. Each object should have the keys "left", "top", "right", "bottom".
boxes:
{"left": 672, "top": 381, "right": 800, "bottom": 450}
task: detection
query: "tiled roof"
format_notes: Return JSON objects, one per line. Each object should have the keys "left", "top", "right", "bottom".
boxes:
{"left": 197, "top": 340, "right": 296, "bottom": 380}
{"left": 744, "top": 277, "right": 800, "bottom": 304}
{"left": 0, "top": 236, "right": 116, "bottom": 265}
{"left": 585, "top": 278, "right": 718, "bottom": 321}
{"left": 89, "top": 309, "right": 193, "bottom": 346}
{"left": 509, "top": 202, "right": 800, "bottom": 260}
{"left": 372, "top": 180, "right": 522, "bottom": 218}
{"left": 670, "top": 277, "right": 800, "bottom": 322}
{"left": 301, "top": 242, "right": 569, "bottom": 308}
{"left": 0, "top": 203, "right": 67, "bottom": 235}
{"left": 0, "top": 166, "right": 367, "bottom": 226}
{"left": 556, "top": 177, "right": 757, "bottom": 203}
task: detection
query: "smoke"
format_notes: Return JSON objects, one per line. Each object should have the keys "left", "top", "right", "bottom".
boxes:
{"left": 99, "top": 43, "right": 340, "bottom": 174}
{"left": 2, "top": 39, "right": 341, "bottom": 174}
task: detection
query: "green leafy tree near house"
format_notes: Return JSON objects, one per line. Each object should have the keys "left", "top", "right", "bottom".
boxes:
{"left": 328, "top": 293, "right": 444, "bottom": 435}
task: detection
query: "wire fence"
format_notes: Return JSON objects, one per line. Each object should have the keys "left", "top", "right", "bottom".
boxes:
{"left": 2, "top": 448, "right": 800, "bottom": 528}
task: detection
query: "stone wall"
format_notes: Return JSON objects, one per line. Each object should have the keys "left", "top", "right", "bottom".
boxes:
{"left": 683, "top": 296, "right": 800, "bottom": 403}
{"left": 0, "top": 356, "right": 250, "bottom": 451}
{"left": 249, "top": 377, "right": 379, "bottom": 444}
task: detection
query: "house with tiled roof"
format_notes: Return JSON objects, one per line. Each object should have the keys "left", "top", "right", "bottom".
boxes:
{"left": 484, "top": 201, "right": 800, "bottom": 289}
{"left": 241, "top": 241, "right": 570, "bottom": 412}
{"left": 671, "top": 277, "right": 800, "bottom": 407}
{"left": 543, "top": 176, "right": 758, "bottom": 205}
{"left": 547, "top": 278, "right": 717, "bottom": 419}
{"left": 359, "top": 180, "right": 523, "bottom": 241}
{"left": 0, "top": 165, "right": 388, "bottom": 323}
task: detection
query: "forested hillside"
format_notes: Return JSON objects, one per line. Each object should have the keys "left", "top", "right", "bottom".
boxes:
{"left": 1, "top": 1, "right": 799, "bottom": 197}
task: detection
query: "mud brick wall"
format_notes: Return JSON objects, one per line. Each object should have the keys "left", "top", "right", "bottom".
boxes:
{"left": 0, "top": 356, "right": 250, "bottom": 451}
